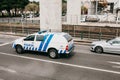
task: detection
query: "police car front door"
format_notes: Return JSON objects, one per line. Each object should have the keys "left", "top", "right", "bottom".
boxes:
{"left": 23, "top": 35, "right": 35, "bottom": 51}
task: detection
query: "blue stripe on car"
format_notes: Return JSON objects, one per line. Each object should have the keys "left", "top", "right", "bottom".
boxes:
{"left": 38, "top": 42, "right": 44, "bottom": 51}
{"left": 43, "top": 34, "right": 54, "bottom": 52}
{"left": 38, "top": 34, "right": 48, "bottom": 51}
{"left": 64, "top": 50, "right": 66, "bottom": 53}
{"left": 60, "top": 50, "right": 62, "bottom": 53}
{"left": 58, "top": 50, "right": 61, "bottom": 54}
{"left": 29, "top": 47, "right": 31, "bottom": 50}
{"left": 26, "top": 47, "right": 28, "bottom": 50}
{"left": 35, "top": 48, "right": 37, "bottom": 51}
{"left": 12, "top": 43, "right": 15, "bottom": 48}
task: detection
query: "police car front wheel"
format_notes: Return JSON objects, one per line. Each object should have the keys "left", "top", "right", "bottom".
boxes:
{"left": 16, "top": 45, "right": 24, "bottom": 54}
{"left": 48, "top": 49, "right": 58, "bottom": 59}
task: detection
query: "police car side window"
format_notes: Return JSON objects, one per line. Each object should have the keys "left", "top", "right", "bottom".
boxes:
{"left": 24, "top": 35, "right": 35, "bottom": 41}
{"left": 36, "top": 35, "right": 44, "bottom": 41}
{"left": 64, "top": 34, "right": 72, "bottom": 42}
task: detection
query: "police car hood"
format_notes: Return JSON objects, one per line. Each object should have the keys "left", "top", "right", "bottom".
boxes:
{"left": 14, "top": 37, "right": 25, "bottom": 43}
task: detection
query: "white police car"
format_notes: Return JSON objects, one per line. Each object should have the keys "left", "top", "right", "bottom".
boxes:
{"left": 12, "top": 32, "right": 74, "bottom": 59}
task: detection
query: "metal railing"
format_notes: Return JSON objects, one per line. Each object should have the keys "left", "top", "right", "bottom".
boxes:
{"left": 0, "top": 24, "right": 120, "bottom": 40}
{"left": 62, "top": 25, "right": 120, "bottom": 40}
{"left": 0, "top": 17, "right": 120, "bottom": 40}
{"left": 0, "top": 17, "right": 40, "bottom": 25}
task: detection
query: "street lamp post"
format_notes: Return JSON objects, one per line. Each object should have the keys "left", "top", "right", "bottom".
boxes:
{"left": 96, "top": 0, "right": 98, "bottom": 15}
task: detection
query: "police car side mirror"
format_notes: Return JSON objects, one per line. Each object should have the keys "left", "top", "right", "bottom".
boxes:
{"left": 110, "top": 43, "right": 113, "bottom": 45}
{"left": 24, "top": 38, "right": 27, "bottom": 41}
{"left": 108, "top": 41, "right": 113, "bottom": 45}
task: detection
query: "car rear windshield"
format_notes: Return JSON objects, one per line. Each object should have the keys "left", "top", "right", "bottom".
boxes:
{"left": 64, "top": 34, "right": 72, "bottom": 42}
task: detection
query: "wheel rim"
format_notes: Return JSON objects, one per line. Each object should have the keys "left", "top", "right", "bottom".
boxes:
{"left": 96, "top": 47, "right": 102, "bottom": 53}
{"left": 17, "top": 46, "right": 22, "bottom": 53}
{"left": 50, "top": 51, "right": 56, "bottom": 58}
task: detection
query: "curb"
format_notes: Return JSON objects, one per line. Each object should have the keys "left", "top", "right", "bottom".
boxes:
{"left": 74, "top": 40, "right": 91, "bottom": 46}
{"left": 0, "top": 32, "right": 26, "bottom": 37}
{"left": 0, "top": 32, "right": 92, "bottom": 45}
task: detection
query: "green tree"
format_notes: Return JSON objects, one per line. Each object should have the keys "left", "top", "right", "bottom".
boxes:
{"left": 62, "top": 0, "right": 67, "bottom": 16}
{"left": 0, "top": 0, "right": 4, "bottom": 16}
{"left": 12, "top": 0, "right": 29, "bottom": 16}
{"left": 81, "top": 6, "right": 88, "bottom": 15}
{"left": 0, "top": 0, "right": 14, "bottom": 16}
{"left": 25, "top": 2, "right": 39, "bottom": 14}
{"left": 0, "top": 0, "right": 29, "bottom": 17}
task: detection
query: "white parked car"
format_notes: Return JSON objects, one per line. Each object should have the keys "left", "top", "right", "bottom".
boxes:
{"left": 85, "top": 15, "right": 100, "bottom": 22}
{"left": 12, "top": 31, "right": 74, "bottom": 59}
{"left": 91, "top": 37, "right": 120, "bottom": 54}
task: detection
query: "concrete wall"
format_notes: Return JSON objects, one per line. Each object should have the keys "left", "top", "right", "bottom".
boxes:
{"left": 67, "top": 0, "right": 81, "bottom": 25}
{"left": 40, "top": 0, "right": 62, "bottom": 32}
{"left": 90, "top": 2, "right": 96, "bottom": 15}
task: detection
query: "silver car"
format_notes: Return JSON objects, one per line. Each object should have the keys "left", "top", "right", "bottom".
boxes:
{"left": 91, "top": 37, "right": 120, "bottom": 54}
{"left": 85, "top": 15, "right": 100, "bottom": 22}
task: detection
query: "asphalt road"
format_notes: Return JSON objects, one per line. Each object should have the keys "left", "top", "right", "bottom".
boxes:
{"left": 0, "top": 34, "right": 120, "bottom": 80}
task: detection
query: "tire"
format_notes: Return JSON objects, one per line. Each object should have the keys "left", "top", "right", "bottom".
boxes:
{"left": 15, "top": 45, "right": 24, "bottom": 54}
{"left": 95, "top": 46, "right": 103, "bottom": 54}
{"left": 48, "top": 49, "right": 58, "bottom": 59}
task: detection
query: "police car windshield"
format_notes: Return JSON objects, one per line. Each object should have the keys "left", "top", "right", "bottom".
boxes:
{"left": 64, "top": 34, "right": 72, "bottom": 42}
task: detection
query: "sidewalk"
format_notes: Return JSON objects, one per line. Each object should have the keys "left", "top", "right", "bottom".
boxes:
{"left": 73, "top": 37, "right": 99, "bottom": 46}
{"left": 0, "top": 32, "right": 100, "bottom": 46}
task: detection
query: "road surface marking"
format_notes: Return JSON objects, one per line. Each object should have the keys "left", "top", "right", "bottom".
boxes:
{"left": 0, "top": 52, "right": 120, "bottom": 75}
{"left": 108, "top": 61, "right": 120, "bottom": 69}
{"left": 112, "top": 66, "right": 120, "bottom": 68}
{"left": 0, "top": 42, "right": 13, "bottom": 47}
{"left": 0, "top": 66, "right": 16, "bottom": 73}
{"left": 108, "top": 61, "right": 120, "bottom": 65}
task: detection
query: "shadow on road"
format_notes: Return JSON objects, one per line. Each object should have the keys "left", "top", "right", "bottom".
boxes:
{"left": 22, "top": 51, "right": 75, "bottom": 59}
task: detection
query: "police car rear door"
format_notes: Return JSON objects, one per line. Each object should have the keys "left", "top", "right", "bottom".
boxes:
{"left": 34, "top": 35, "right": 45, "bottom": 51}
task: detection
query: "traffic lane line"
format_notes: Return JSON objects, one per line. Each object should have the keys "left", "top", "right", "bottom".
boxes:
{"left": 0, "top": 52, "right": 120, "bottom": 75}
{"left": 108, "top": 61, "right": 120, "bottom": 65}
{"left": 0, "top": 35, "right": 19, "bottom": 42}
{"left": 0, "top": 66, "right": 17, "bottom": 73}
{"left": 1, "top": 43, "right": 120, "bottom": 72}
{"left": 0, "top": 42, "right": 13, "bottom": 47}
{"left": 108, "top": 61, "right": 120, "bottom": 69}
{"left": 1, "top": 43, "right": 120, "bottom": 71}
{"left": 112, "top": 66, "right": 120, "bottom": 68}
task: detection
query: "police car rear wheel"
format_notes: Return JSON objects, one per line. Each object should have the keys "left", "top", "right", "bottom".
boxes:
{"left": 49, "top": 49, "right": 58, "bottom": 59}
{"left": 16, "top": 45, "right": 24, "bottom": 54}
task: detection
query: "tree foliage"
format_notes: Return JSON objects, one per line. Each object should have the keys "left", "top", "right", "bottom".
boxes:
{"left": 0, "top": 0, "right": 29, "bottom": 17}
{"left": 62, "top": 0, "right": 67, "bottom": 16}
{"left": 25, "top": 2, "right": 39, "bottom": 14}
{"left": 81, "top": 6, "right": 88, "bottom": 15}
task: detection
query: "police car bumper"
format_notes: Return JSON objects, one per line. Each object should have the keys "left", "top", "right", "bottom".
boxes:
{"left": 66, "top": 46, "right": 74, "bottom": 54}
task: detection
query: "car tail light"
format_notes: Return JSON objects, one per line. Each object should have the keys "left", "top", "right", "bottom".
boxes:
{"left": 66, "top": 45, "right": 69, "bottom": 51}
